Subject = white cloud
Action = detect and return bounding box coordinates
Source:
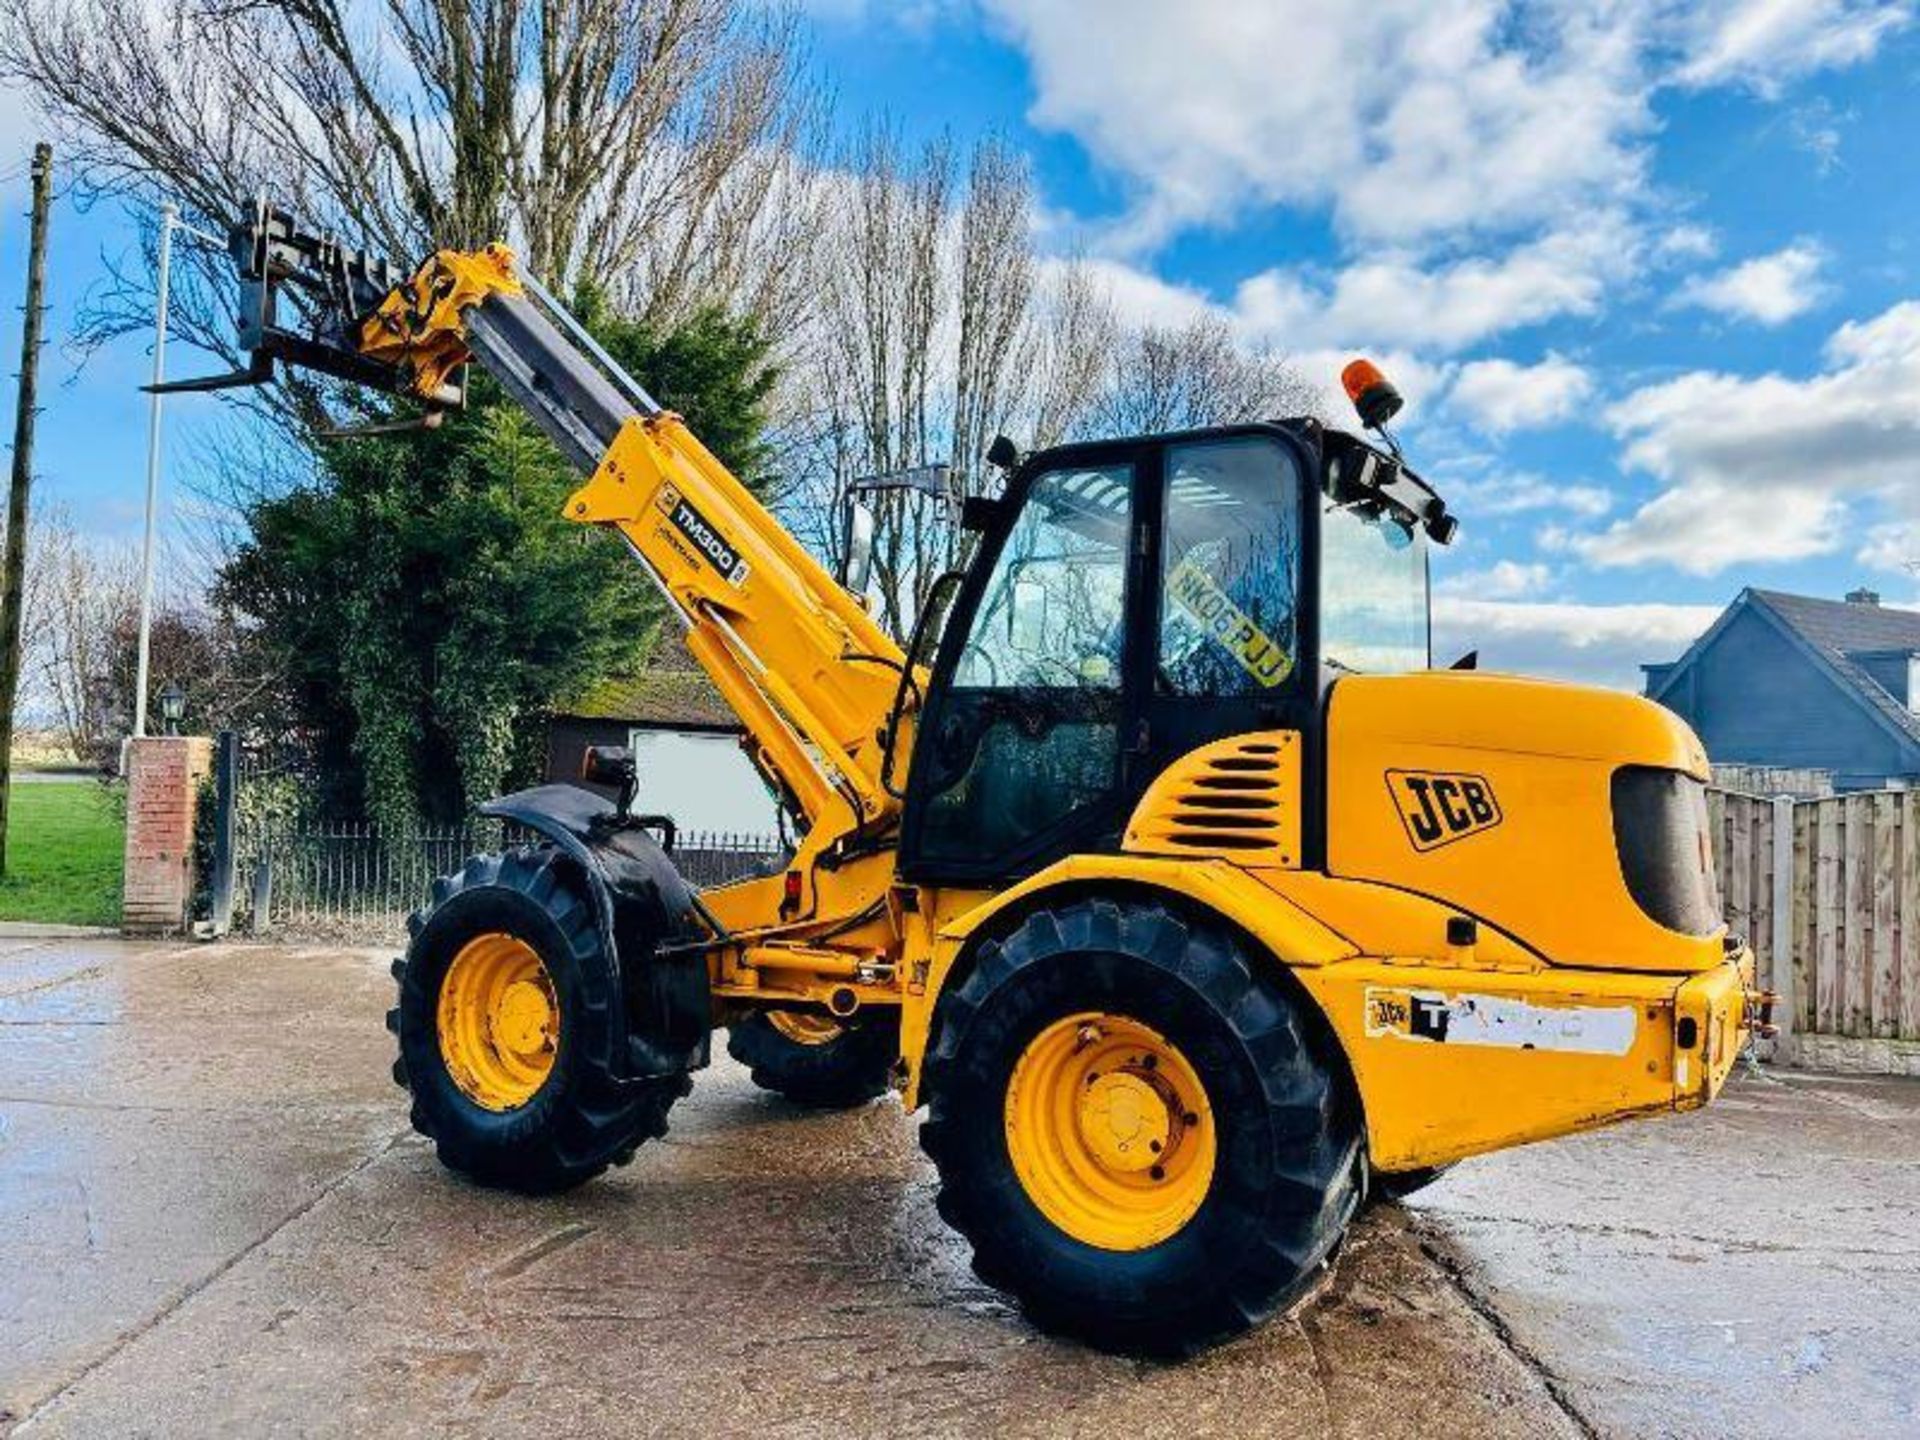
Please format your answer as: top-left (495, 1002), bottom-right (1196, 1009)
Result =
top-left (1435, 559), bottom-right (1555, 600)
top-left (1233, 221), bottom-right (1635, 354)
top-left (1571, 481), bottom-right (1845, 572)
top-left (1658, 224), bottom-right (1720, 261)
top-left (1068, 256), bottom-right (1213, 332)
top-left (1856, 521), bottom-right (1920, 572)
top-left (983, 1), bottom-right (1909, 256)
top-left (1675, 242), bottom-right (1829, 325)
top-left (1065, 220), bottom-right (1635, 379)
top-left (1448, 353), bottom-right (1595, 433)
top-left (1672, 0), bottom-right (1913, 93)
top-left (1432, 597), bottom-right (1723, 689)
top-left (1052, 254), bottom-right (1457, 418)
top-left (1446, 470), bottom-right (1614, 520)
top-left (1572, 298), bottom-right (1920, 573)
top-left (984, 0), bottom-right (1654, 249)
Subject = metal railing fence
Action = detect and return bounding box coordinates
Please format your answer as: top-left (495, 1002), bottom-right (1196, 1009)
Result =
top-left (230, 814), bottom-right (784, 935)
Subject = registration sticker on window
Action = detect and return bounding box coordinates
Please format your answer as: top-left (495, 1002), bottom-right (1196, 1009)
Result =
top-left (1168, 558), bottom-right (1292, 688)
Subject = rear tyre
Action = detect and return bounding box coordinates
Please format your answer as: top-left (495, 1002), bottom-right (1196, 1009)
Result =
top-left (919, 898), bottom-right (1363, 1357)
top-left (1371, 1164), bottom-right (1454, 1202)
top-left (389, 847), bottom-right (689, 1194)
top-left (726, 1009), bottom-right (898, 1108)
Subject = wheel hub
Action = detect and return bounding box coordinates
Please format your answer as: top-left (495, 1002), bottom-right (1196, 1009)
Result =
top-left (437, 933), bottom-right (559, 1112)
top-left (1077, 1069), bottom-right (1174, 1173)
top-left (1003, 1012), bottom-right (1215, 1252)
top-left (765, 1009), bottom-right (844, 1047)
top-left (495, 980), bottom-right (555, 1057)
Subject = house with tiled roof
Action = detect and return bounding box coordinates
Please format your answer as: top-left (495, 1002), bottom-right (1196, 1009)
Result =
top-left (545, 642), bottom-right (779, 838)
top-left (1643, 587), bottom-right (1920, 792)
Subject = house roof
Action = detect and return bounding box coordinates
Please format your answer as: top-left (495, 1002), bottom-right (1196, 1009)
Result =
top-left (557, 646), bottom-right (738, 730)
top-left (1649, 587), bottom-right (1920, 752)
top-left (1750, 590), bottom-right (1920, 749)
top-left (1752, 588), bottom-right (1920, 656)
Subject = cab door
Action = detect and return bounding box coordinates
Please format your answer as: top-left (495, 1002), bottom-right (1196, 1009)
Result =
top-left (1139, 429), bottom-right (1318, 797)
top-left (899, 448), bottom-right (1145, 883)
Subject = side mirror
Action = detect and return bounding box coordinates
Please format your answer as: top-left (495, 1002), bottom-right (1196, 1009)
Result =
top-left (842, 499), bottom-right (876, 595)
top-left (580, 744), bottom-right (635, 787)
top-left (580, 744), bottom-right (639, 820)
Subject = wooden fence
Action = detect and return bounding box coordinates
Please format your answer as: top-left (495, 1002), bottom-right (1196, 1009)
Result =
top-left (1709, 788), bottom-right (1920, 1062)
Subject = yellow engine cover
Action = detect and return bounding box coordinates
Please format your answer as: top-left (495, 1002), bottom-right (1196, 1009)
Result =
top-left (1123, 732), bottom-right (1301, 868)
top-left (1326, 672), bottom-right (1724, 974)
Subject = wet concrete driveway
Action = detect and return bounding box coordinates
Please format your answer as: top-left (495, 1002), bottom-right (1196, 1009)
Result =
top-left (2, 938), bottom-right (1915, 1438)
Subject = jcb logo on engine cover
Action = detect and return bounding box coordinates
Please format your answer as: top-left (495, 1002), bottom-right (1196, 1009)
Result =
top-left (1386, 770), bottom-right (1502, 852)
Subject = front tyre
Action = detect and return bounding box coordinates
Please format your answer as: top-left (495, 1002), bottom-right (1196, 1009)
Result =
top-left (919, 898), bottom-right (1362, 1356)
top-left (389, 848), bottom-right (688, 1194)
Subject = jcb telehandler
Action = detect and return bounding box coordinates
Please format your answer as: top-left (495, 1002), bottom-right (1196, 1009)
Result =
top-left (170, 204), bottom-right (1768, 1354)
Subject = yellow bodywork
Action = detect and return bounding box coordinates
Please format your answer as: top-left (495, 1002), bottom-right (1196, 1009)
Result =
top-left (895, 673), bottom-right (1750, 1172)
top-left (360, 245), bottom-right (523, 399)
top-left (364, 244), bottom-right (1754, 1182)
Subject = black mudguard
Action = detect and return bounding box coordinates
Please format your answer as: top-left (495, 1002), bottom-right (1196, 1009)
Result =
top-left (480, 784), bottom-right (711, 1078)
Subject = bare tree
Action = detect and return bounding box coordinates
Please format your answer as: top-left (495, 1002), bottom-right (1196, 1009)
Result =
top-left (0, 0), bottom-right (821, 368)
top-left (950, 139), bottom-right (1035, 497)
top-left (785, 166), bottom-right (1312, 638)
top-left (23, 508), bottom-right (140, 765)
top-left (803, 125), bottom-right (955, 636)
top-left (1026, 258), bottom-right (1117, 450)
top-left (1093, 315), bottom-right (1320, 437)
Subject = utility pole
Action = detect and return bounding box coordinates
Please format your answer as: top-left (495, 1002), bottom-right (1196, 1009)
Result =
top-left (0, 142), bottom-right (52, 878)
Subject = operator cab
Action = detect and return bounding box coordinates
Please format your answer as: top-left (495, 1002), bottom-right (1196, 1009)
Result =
top-left (898, 418), bottom-right (1455, 883)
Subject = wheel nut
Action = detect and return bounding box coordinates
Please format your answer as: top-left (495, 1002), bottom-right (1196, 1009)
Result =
top-left (1150, 1165), bottom-right (1166, 1181)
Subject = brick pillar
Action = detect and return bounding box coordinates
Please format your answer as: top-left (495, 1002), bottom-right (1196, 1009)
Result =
top-left (122, 736), bottom-right (214, 934)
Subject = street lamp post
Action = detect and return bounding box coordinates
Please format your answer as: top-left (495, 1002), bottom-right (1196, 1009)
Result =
top-left (131, 203), bottom-right (176, 741)
top-left (131, 204), bottom-right (223, 746)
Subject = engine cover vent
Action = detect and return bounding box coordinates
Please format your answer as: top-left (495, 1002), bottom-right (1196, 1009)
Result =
top-left (1124, 732), bottom-right (1301, 867)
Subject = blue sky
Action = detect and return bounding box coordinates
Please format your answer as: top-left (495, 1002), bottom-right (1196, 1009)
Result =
top-left (5, 0), bottom-right (1920, 687)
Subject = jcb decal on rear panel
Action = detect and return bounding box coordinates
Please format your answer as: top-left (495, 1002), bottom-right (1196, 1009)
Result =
top-left (654, 482), bottom-right (750, 587)
top-left (1386, 770), bottom-right (1500, 852)
top-left (1364, 988), bottom-right (1637, 1056)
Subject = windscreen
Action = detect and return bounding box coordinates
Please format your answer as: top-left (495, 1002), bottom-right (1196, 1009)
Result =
top-left (1321, 500), bottom-right (1430, 674)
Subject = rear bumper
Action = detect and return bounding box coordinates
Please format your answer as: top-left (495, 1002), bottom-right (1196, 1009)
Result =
top-left (1674, 944), bottom-right (1755, 1109)
top-left (1296, 948), bottom-right (1757, 1172)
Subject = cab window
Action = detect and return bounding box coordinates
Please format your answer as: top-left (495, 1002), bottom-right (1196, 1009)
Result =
top-left (1157, 436), bottom-right (1301, 695)
top-left (913, 462), bottom-right (1133, 867)
top-left (954, 464), bottom-right (1132, 692)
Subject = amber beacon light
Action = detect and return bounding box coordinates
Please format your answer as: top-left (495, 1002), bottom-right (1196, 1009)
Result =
top-left (1341, 357), bottom-right (1404, 431)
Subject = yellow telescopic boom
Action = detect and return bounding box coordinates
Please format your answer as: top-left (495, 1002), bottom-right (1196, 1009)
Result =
top-left (163, 203), bottom-right (913, 884)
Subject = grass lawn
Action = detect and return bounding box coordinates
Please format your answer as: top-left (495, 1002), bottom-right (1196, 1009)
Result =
top-left (0, 779), bottom-right (124, 926)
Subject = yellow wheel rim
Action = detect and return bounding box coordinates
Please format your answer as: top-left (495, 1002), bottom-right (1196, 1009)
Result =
top-left (1003, 1012), bottom-right (1216, 1252)
top-left (766, 1009), bottom-right (845, 1046)
top-left (437, 933), bottom-right (559, 1111)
